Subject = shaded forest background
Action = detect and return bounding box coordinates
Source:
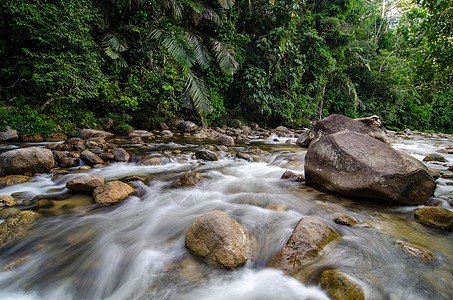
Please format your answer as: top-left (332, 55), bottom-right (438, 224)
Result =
top-left (1, 0), bottom-right (452, 135)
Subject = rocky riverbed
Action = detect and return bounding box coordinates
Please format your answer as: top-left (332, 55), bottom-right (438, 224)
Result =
top-left (0, 120), bottom-right (452, 299)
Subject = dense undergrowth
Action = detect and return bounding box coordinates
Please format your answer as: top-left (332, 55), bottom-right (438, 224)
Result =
top-left (0, 0), bottom-right (452, 137)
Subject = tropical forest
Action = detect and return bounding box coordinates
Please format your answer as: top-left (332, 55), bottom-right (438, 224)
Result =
top-left (1, 0), bottom-right (452, 135)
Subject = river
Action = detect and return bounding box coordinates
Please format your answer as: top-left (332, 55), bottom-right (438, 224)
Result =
top-left (0, 132), bottom-right (452, 299)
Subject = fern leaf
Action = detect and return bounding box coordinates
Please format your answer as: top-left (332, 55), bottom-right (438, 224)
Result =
top-left (152, 29), bottom-right (197, 67)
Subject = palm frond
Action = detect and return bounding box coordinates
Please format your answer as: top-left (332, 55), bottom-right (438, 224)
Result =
top-left (185, 0), bottom-right (205, 13)
top-left (102, 32), bottom-right (128, 53)
top-left (200, 1), bottom-right (226, 25)
top-left (186, 32), bottom-right (211, 69)
top-left (216, 0), bottom-right (235, 9)
top-left (211, 39), bottom-right (239, 75)
top-left (152, 29), bottom-right (197, 67)
top-left (185, 72), bottom-right (212, 115)
top-left (160, 0), bottom-right (184, 18)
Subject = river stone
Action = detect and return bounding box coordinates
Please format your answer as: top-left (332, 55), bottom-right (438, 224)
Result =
top-left (20, 133), bottom-right (45, 142)
top-left (0, 175), bottom-right (31, 188)
top-left (99, 152), bottom-right (115, 161)
top-left (0, 126), bottom-right (18, 141)
top-left (281, 171), bottom-right (304, 182)
top-left (334, 215), bottom-right (358, 227)
top-left (186, 210), bottom-right (255, 268)
top-left (304, 132), bottom-right (436, 205)
top-left (423, 153), bottom-right (448, 163)
top-left (179, 121), bottom-right (198, 133)
top-left (0, 147), bottom-right (55, 176)
top-left (139, 156), bottom-right (163, 166)
top-left (59, 157), bottom-right (80, 168)
top-left (161, 130), bottom-right (173, 138)
top-left (297, 114), bottom-right (387, 147)
top-left (269, 216), bottom-right (340, 276)
top-left (413, 206), bottom-right (453, 229)
top-left (46, 132), bottom-right (68, 142)
top-left (93, 181), bottom-right (136, 205)
top-left (80, 150), bottom-right (104, 166)
top-left (0, 210), bottom-right (39, 250)
top-left (171, 172), bottom-right (201, 187)
top-left (217, 135), bottom-right (235, 147)
top-left (112, 147), bottom-right (130, 162)
top-left (320, 270), bottom-right (365, 300)
top-left (0, 195), bottom-right (17, 207)
top-left (66, 175), bottom-right (105, 191)
top-left (398, 242), bottom-right (433, 261)
top-left (80, 129), bottom-right (114, 139)
top-left (236, 152), bottom-right (252, 161)
top-left (195, 150), bottom-right (219, 161)
top-left (128, 130), bottom-right (152, 137)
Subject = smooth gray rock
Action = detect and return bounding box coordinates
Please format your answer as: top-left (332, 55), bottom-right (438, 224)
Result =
top-left (304, 131), bottom-right (436, 205)
top-left (0, 147), bottom-right (55, 176)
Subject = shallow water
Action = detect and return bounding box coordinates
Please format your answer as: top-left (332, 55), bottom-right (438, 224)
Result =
top-left (0, 133), bottom-right (452, 299)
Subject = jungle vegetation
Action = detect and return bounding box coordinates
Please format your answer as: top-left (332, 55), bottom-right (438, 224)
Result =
top-left (0, 0), bottom-right (452, 135)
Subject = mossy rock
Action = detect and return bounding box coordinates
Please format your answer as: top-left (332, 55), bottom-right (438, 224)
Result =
top-left (414, 206), bottom-right (453, 230)
top-left (0, 210), bottom-right (39, 250)
top-left (320, 270), bottom-right (365, 300)
top-left (0, 175), bottom-right (31, 189)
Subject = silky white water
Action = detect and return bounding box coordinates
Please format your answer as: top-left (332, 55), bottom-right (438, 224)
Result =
top-left (0, 133), bottom-right (452, 299)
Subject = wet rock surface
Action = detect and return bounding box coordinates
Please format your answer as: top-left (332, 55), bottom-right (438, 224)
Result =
top-left (0, 210), bottom-right (39, 250)
top-left (185, 210), bottom-right (256, 268)
top-left (414, 206), bottom-right (453, 229)
top-left (66, 176), bottom-right (105, 192)
top-left (93, 181), bottom-right (136, 204)
top-left (0, 147), bottom-right (55, 176)
top-left (0, 175), bottom-right (31, 189)
top-left (171, 172), bottom-right (201, 187)
top-left (320, 270), bottom-right (365, 300)
top-left (269, 216), bottom-right (340, 276)
top-left (305, 131), bottom-right (436, 205)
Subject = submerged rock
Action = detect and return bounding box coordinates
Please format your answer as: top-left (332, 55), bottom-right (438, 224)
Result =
top-left (281, 171), bottom-right (304, 182)
top-left (334, 215), bottom-right (358, 227)
top-left (128, 130), bottom-right (152, 137)
top-left (0, 175), bottom-right (31, 189)
top-left (139, 156), bottom-right (163, 166)
top-left (320, 270), bottom-right (365, 300)
top-left (93, 181), bottom-right (135, 204)
top-left (297, 114), bottom-right (387, 147)
top-left (0, 195), bottom-right (18, 207)
top-left (171, 172), bottom-right (201, 187)
top-left (398, 241), bottom-right (433, 261)
top-left (185, 210), bottom-right (256, 268)
top-left (66, 175), bottom-right (105, 192)
top-left (269, 216), bottom-right (340, 276)
top-left (0, 147), bottom-right (55, 176)
top-left (0, 210), bottom-right (39, 250)
top-left (414, 206), bottom-right (453, 230)
top-left (305, 132), bottom-right (436, 205)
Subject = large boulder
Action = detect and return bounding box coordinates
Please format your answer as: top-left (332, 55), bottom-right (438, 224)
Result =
top-left (0, 147), bottom-right (55, 176)
top-left (304, 132), bottom-right (436, 205)
top-left (66, 175), bottom-right (105, 191)
top-left (93, 181), bottom-right (135, 204)
top-left (296, 114), bottom-right (387, 147)
top-left (185, 210), bottom-right (256, 268)
top-left (269, 216), bottom-right (340, 276)
top-left (195, 150), bottom-right (219, 161)
top-left (0, 210), bottom-right (39, 250)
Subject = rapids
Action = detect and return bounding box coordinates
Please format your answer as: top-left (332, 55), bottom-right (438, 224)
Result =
top-left (0, 133), bottom-right (452, 299)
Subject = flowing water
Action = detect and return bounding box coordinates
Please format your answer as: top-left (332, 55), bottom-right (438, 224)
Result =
top-left (0, 133), bottom-right (452, 299)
